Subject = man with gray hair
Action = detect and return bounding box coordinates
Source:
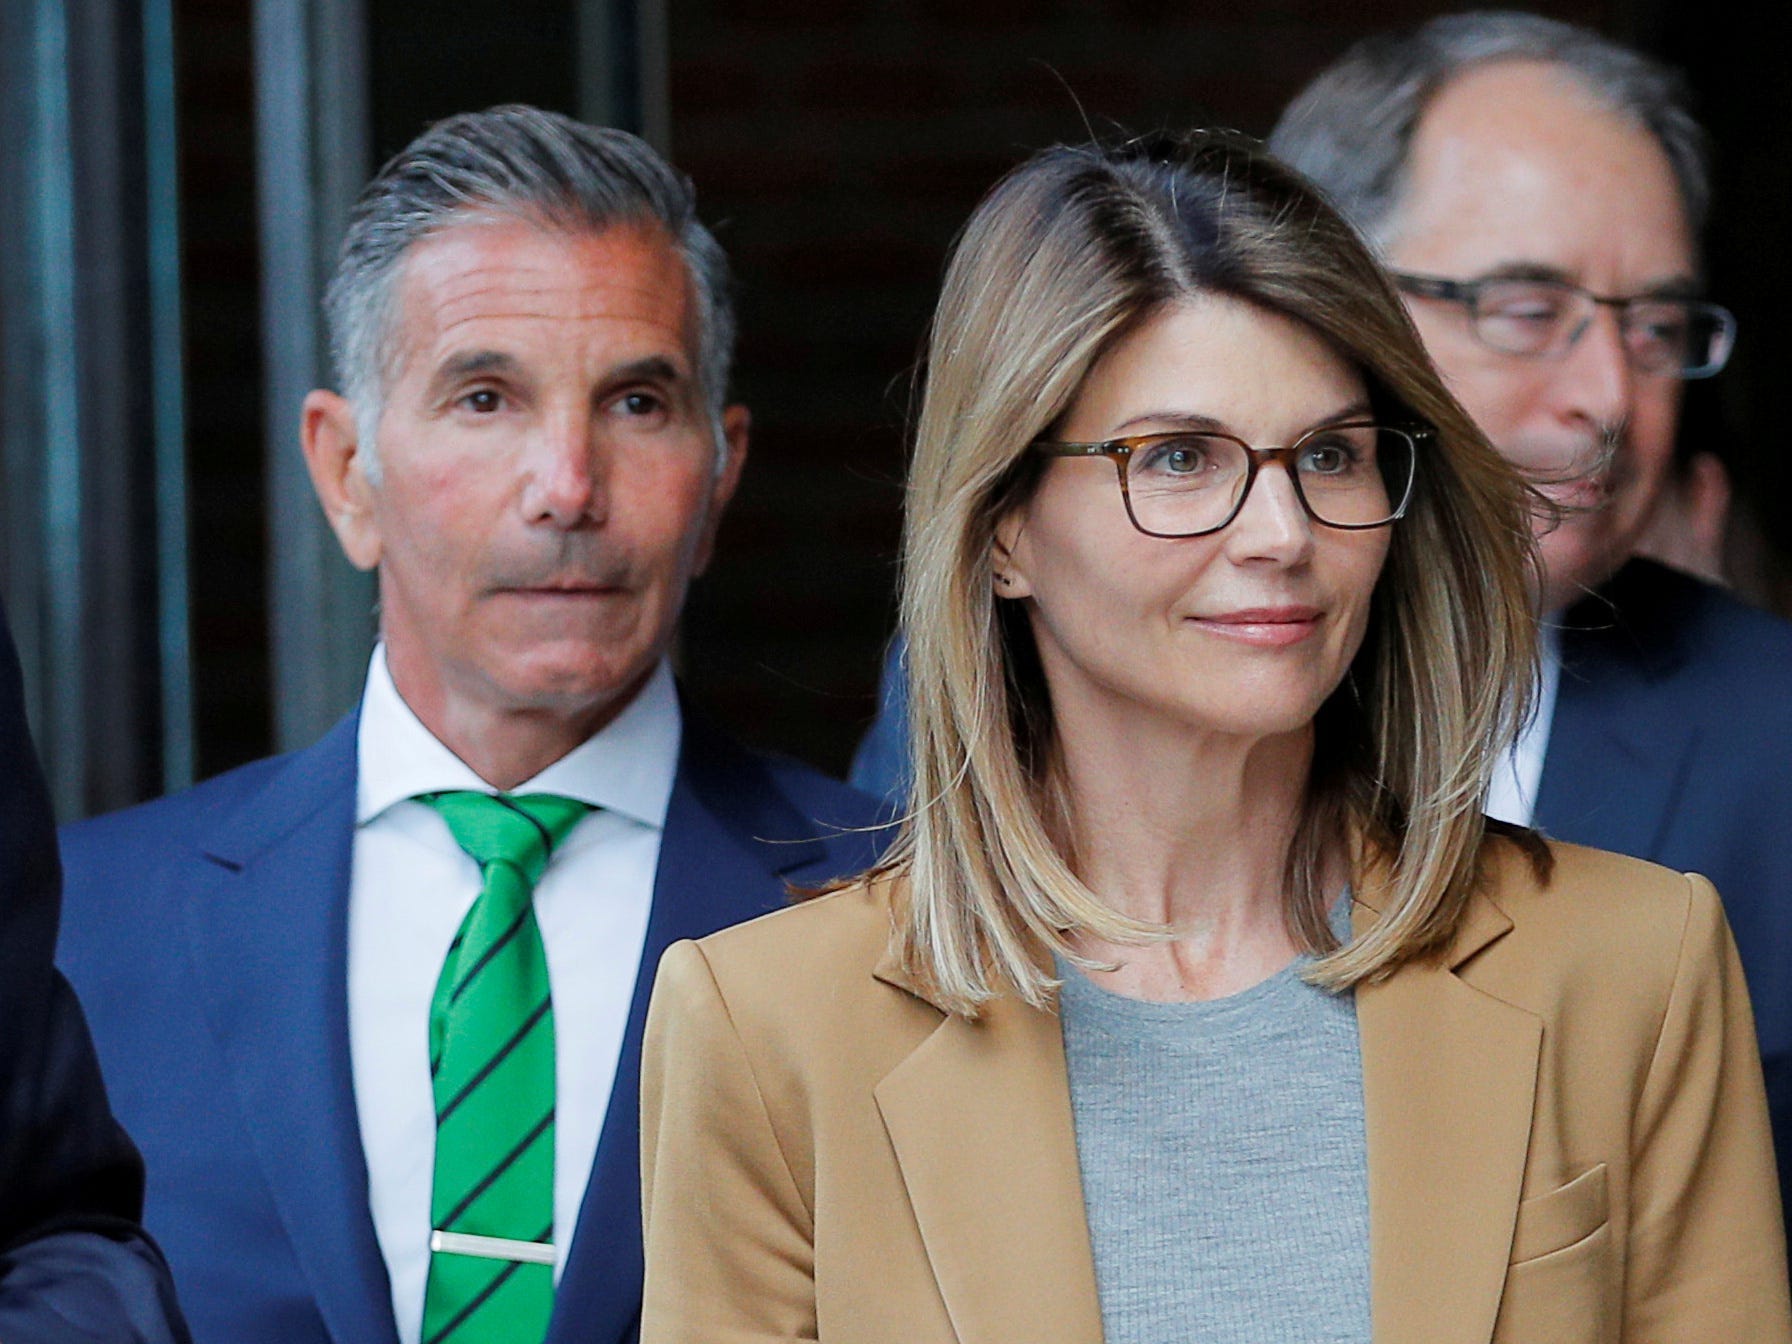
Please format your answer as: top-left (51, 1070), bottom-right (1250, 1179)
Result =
top-left (56, 105), bottom-right (881, 1344)
top-left (1273, 11), bottom-right (1792, 1228)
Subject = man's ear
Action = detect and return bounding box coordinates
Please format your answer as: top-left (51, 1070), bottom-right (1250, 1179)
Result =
top-left (692, 403), bottom-right (750, 575)
top-left (992, 503), bottom-right (1035, 599)
top-left (301, 390), bottom-right (381, 571)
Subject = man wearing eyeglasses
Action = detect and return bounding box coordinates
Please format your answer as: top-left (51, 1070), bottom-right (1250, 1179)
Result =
top-left (1272, 9), bottom-right (1792, 1230)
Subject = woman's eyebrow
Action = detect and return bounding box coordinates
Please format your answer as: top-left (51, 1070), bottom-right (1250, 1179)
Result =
top-left (1109, 409), bottom-right (1229, 435)
top-left (1109, 399), bottom-right (1375, 438)
top-left (1296, 399), bottom-right (1376, 432)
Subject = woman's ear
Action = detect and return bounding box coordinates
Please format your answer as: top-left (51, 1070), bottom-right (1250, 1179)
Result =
top-left (992, 506), bottom-right (1036, 599)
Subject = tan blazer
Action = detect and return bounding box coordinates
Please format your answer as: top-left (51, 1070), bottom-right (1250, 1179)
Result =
top-left (640, 840), bottom-right (1792, 1343)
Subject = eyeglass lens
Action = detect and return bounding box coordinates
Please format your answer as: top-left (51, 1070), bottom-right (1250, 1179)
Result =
top-left (1123, 427), bottom-right (1415, 536)
top-left (1470, 281), bottom-right (1732, 375)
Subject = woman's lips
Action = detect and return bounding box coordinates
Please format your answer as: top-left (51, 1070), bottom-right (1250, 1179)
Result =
top-left (1188, 605), bottom-right (1324, 647)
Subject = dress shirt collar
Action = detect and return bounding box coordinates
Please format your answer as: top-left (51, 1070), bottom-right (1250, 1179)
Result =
top-left (1485, 620), bottom-right (1563, 828)
top-left (355, 645), bottom-right (681, 831)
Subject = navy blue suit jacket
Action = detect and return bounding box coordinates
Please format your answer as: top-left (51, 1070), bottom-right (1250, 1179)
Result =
top-left (1535, 557), bottom-right (1792, 1227)
top-left (0, 603), bottom-right (188, 1344)
top-left (56, 704), bottom-right (885, 1344)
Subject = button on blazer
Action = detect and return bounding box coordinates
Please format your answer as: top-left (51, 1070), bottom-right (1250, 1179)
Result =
top-left (640, 839), bottom-right (1792, 1344)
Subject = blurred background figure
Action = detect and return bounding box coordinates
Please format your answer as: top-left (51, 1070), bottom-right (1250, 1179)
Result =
top-left (0, 600), bottom-right (190, 1344)
top-left (1270, 6), bottom-right (1792, 1236)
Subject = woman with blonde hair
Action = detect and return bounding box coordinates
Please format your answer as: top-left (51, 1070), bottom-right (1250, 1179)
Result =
top-left (638, 132), bottom-right (1790, 1342)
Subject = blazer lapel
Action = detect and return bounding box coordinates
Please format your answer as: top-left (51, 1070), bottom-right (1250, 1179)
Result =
top-left (1356, 894), bottom-right (1541, 1344)
top-left (864, 874), bottom-right (1538, 1344)
top-left (550, 712), bottom-right (827, 1344)
top-left (872, 975), bottom-right (1103, 1344)
top-left (184, 713), bottom-right (399, 1344)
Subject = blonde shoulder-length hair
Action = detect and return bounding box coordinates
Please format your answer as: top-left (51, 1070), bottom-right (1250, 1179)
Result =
top-left (864, 131), bottom-right (1540, 1016)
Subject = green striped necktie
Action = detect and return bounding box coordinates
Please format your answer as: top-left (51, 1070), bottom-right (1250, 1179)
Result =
top-left (416, 790), bottom-right (592, 1344)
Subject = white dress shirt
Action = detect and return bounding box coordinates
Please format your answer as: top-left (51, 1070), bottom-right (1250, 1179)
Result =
top-left (1486, 621), bottom-right (1563, 828)
top-left (347, 647), bottom-right (679, 1344)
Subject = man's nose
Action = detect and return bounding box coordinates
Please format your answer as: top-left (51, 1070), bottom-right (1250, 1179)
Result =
top-left (1223, 461), bottom-right (1315, 564)
top-left (524, 414), bottom-right (607, 527)
top-left (1552, 303), bottom-right (1634, 443)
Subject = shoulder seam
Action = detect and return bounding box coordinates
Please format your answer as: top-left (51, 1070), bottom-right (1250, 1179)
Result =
top-left (689, 940), bottom-right (818, 1228)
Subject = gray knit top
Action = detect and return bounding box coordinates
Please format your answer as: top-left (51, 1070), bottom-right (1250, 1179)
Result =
top-left (1056, 921), bottom-right (1371, 1344)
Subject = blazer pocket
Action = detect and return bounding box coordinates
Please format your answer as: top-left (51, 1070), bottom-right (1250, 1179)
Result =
top-left (1509, 1162), bottom-right (1609, 1265)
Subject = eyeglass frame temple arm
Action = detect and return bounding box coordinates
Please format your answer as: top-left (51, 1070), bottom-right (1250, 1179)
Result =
top-left (1389, 271), bottom-right (1475, 306)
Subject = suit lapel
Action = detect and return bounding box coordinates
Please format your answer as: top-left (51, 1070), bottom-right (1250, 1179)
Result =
top-left (1534, 565), bottom-right (1698, 861)
top-left (1356, 894), bottom-right (1541, 1344)
top-left (872, 967), bottom-right (1103, 1344)
top-left (184, 713), bottom-right (399, 1344)
top-left (1536, 649), bottom-right (1697, 860)
top-left (549, 712), bottom-right (827, 1344)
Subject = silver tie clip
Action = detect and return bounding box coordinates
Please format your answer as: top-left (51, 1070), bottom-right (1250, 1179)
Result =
top-left (430, 1230), bottom-right (555, 1266)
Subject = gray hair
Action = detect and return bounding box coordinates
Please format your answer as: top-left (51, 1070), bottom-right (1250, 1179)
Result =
top-left (323, 104), bottom-right (735, 471)
top-left (1268, 11), bottom-right (1709, 248)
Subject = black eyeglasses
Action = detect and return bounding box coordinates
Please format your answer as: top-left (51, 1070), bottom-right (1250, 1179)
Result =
top-left (1391, 271), bottom-right (1736, 379)
top-left (1031, 421), bottom-right (1423, 539)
